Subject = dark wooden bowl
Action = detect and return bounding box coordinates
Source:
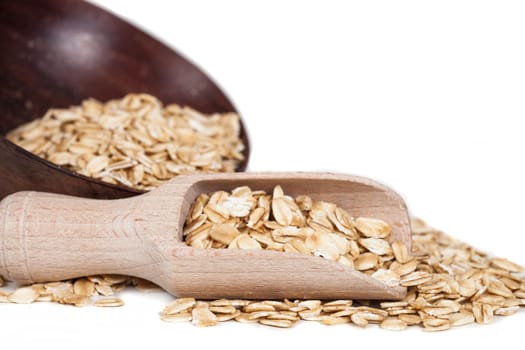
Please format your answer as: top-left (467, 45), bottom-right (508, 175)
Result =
top-left (0, 0), bottom-right (250, 200)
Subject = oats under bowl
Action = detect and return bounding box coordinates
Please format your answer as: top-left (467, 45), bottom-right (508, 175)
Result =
top-left (0, 0), bottom-right (250, 199)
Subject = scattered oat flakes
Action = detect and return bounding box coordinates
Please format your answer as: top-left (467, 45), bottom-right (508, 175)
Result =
top-left (192, 307), bottom-right (218, 327)
top-left (160, 312), bottom-right (192, 323)
top-left (7, 286), bottom-right (40, 304)
top-left (380, 317), bottom-right (407, 331)
top-left (259, 318), bottom-right (294, 328)
top-left (321, 316), bottom-right (350, 325)
top-left (93, 298), bottom-right (124, 307)
top-left (162, 298), bottom-right (196, 315)
top-left (422, 318), bottom-right (451, 332)
top-left (73, 278), bottom-right (95, 296)
top-left (59, 294), bottom-right (91, 307)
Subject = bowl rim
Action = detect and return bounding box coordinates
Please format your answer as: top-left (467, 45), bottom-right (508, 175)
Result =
top-left (2, 137), bottom-right (144, 195)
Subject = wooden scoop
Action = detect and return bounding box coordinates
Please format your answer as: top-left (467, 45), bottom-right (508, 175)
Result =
top-left (0, 172), bottom-right (411, 300)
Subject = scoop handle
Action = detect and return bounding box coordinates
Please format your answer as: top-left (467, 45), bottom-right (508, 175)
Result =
top-left (0, 190), bottom-right (180, 284)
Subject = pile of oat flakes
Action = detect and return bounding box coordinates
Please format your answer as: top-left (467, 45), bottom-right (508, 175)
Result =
top-left (6, 93), bottom-right (244, 190)
top-left (184, 185), bottom-right (405, 289)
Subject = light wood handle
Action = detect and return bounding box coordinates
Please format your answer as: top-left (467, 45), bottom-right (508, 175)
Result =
top-left (0, 191), bottom-right (179, 284)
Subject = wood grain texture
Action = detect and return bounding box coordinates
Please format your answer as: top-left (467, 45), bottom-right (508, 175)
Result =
top-left (0, 172), bottom-right (410, 300)
top-left (0, 0), bottom-right (249, 200)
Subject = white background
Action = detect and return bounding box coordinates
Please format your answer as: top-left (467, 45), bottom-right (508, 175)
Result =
top-left (3, 1), bottom-right (525, 348)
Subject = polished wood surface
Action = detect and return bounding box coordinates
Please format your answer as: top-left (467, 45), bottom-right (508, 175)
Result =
top-left (0, 172), bottom-right (410, 300)
top-left (0, 0), bottom-right (250, 199)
